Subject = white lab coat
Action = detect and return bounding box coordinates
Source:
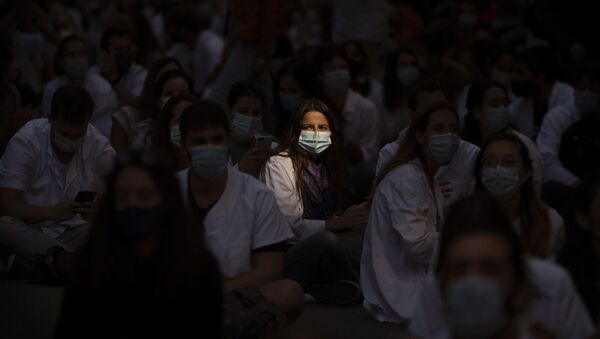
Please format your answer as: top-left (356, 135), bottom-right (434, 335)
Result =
top-left (509, 81), bottom-right (574, 138)
top-left (536, 101), bottom-right (581, 186)
top-left (260, 154), bottom-right (326, 241)
top-left (90, 63), bottom-right (148, 97)
top-left (361, 158), bottom-right (444, 323)
top-left (410, 258), bottom-right (595, 339)
top-left (376, 129), bottom-right (480, 206)
top-left (0, 119), bottom-right (115, 238)
top-left (177, 167), bottom-right (293, 279)
top-left (42, 72), bottom-right (118, 138)
top-left (342, 90), bottom-right (381, 162)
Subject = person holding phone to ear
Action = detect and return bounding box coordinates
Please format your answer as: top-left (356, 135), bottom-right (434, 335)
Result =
top-left (0, 86), bottom-right (115, 283)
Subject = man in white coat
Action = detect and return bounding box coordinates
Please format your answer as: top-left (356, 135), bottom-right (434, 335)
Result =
top-left (175, 100), bottom-right (303, 323)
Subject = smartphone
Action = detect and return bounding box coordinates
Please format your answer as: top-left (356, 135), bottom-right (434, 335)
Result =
top-left (75, 191), bottom-right (97, 203)
top-left (255, 135), bottom-right (277, 151)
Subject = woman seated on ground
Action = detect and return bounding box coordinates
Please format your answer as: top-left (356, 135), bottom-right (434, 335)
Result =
top-left (54, 151), bottom-right (222, 338)
top-left (260, 98), bottom-right (368, 305)
top-left (474, 133), bottom-right (564, 259)
top-left (410, 193), bottom-right (594, 339)
top-left (362, 103), bottom-right (460, 323)
top-left (462, 79), bottom-right (543, 192)
top-left (110, 57), bottom-right (182, 152)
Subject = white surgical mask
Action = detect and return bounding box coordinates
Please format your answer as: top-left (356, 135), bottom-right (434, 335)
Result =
top-left (52, 126), bottom-right (86, 153)
top-left (189, 145), bottom-right (229, 181)
top-left (298, 130), bottom-right (332, 156)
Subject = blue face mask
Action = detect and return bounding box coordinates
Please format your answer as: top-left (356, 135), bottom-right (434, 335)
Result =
top-left (323, 70), bottom-right (351, 93)
top-left (231, 112), bottom-right (262, 138)
top-left (425, 133), bottom-right (459, 165)
top-left (445, 275), bottom-right (508, 338)
top-left (189, 145), bottom-right (229, 181)
top-left (64, 57), bottom-right (88, 79)
top-left (481, 166), bottom-right (520, 202)
top-left (298, 131), bottom-right (332, 156)
top-left (280, 94), bottom-right (303, 113)
top-left (53, 126), bottom-right (86, 153)
top-left (483, 106), bottom-right (511, 133)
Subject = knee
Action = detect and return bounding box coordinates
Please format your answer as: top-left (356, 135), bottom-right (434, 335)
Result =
top-left (261, 279), bottom-right (304, 321)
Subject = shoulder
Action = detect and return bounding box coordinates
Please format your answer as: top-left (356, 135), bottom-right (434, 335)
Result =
top-left (11, 119), bottom-right (49, 145)
top-left (86, 73), bottom-right (113, 93)
top-left (85, 124), bottom-right (111, 146)
top-left (527, 258), bottom-right (573, 297)
top-left (458, 140), bottom-right (480, 159)
top-left (348, 90), bottom-right (377, 110)
top-left (380, 159), bottom-right (424, 189)
top-left (130, 63), bottom-right (147, 75)
top-left (265, 153), bottom-right (292, 168)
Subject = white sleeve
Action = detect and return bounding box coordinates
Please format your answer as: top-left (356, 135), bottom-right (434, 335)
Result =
top-left (536, 110), bottom-right (580, 186)
top-left (130, 68), bottom-right (147, 97)
top-left (95, 137), bottom-right (117, 180)
top-left (251, 186), bottom-right (294, 249)
top-left (0, 134), bottom-right (35, 191)
top-left (259, 157), bottom-right (326, 240)
top-left (375, 141), bottom-right (399, 177)
top-left (387, 176), bottom-right (439, 263)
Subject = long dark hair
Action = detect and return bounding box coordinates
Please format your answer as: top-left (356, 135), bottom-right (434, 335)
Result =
top-left (437, 193), bottom-right (534, 315)
top-left (371, 102), bottom-right (459, 196)
top-left (151, 93), bottom-right (201, 170)
top-left (131, 57), bottom-right (182, 120)
top-left (270, 98), bottom-right (346, 209)
top-left (73, 152), bottom-right (215, 290)
top-left (382, 48), bottom-right (419, 111)
top-left (462, 79), bottom-right (509, 147)
top-left (474, 133), bottom-right (553, 258)
top-left (559, 178), bottom-right (600, 320)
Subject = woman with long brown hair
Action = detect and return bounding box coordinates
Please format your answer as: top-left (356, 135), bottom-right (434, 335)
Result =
top-left (260, 98), bottom-right (367, 304)
top-left (474, 133), bottom-right (564, 259)
top-left (362, 102), bottom-right (460, 323)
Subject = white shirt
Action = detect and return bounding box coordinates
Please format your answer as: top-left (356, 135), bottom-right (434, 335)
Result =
top-left (0, 119), bottom-right (115, 238)
top-left (90, 63), bottom-right (148, 97)
top-left (177, 167), bottom-right (293, 279)
top-left (361, 158), bottom-right (444, 323)
top-left (260, 154), bottom-right (325, 241)
top-left (193, 30), bottom-right (225, 92)
top-left (410, 258), bottom-right (595, 339)
top-left (42, 72), bottom-right (118, 138)
top-left (112, 106), bottom-right (153, 151)
top-left (376, 129), bottom-right (480, 206)
top-left (509, 81), bottom-right (574, 138)
top-left (367, 84), bottom-right (411, 142)
top-left (536, 101), bottom-right (581, 186)
top-left (342, 90), bottom-right (381, 162)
